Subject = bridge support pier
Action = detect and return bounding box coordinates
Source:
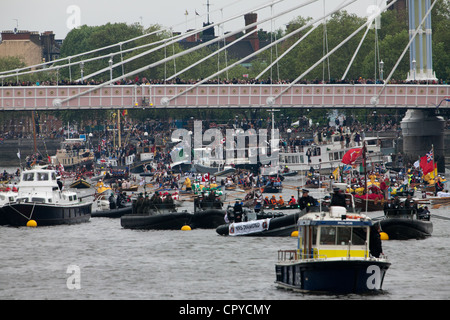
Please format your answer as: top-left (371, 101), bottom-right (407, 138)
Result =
top-left (400, 109), bottom-right (445, 172)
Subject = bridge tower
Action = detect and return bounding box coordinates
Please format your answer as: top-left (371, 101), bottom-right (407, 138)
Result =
top-left (406, 0), bottom-right (437, 81)
top-left (401, 0), bottom-right (444, 171)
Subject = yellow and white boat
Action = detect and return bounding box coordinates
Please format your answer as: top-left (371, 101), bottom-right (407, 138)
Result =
top-left (275, 206), bottom-right (390, 294)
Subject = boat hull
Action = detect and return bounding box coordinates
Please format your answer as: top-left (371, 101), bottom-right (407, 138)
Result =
top-left (216, 212), bottom-right (300, 236)
top-left (275, 259), bottom-right (391, 294)
top-left (91, 205), bottom-right (132, 218)
top-left (120, 211), bottom-right (192, 230)
top-left (69, 179), bottom-right (91, 189)
top-left (191, 209), bottom-right (226, 229)
top-left (379, 218), bottom-right (433, 240)
top-left (0, 202), bottom-right (92, 227)
top-left (262, 186), bottom-right (283, 193)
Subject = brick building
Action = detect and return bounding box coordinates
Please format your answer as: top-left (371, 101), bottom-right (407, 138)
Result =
top-left (0, 30), bottom-right (61, 67)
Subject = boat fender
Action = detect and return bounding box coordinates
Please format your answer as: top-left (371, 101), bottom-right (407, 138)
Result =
top-left (27, 220), bottom-right (37, 227)
top-left (181, 225), bottom-right (191, 231)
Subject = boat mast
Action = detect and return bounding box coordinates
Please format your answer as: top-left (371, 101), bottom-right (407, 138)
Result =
top-left (31, 111), bottom-right (37, 154)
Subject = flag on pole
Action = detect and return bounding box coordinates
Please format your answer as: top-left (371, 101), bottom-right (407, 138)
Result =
top-left (341, 148), bottom-right (363, 165)
top-left (420, 149), bottom-right (434, 175)
top-left (195, 10), bottom-right (200, 16)
top-left (185, 10), bottom-right (189, 15)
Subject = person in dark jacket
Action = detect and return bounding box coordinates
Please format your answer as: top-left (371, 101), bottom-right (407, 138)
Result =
top-left (330, 188), bottom-right (346, 207)
top-left (233, 201), bottom-right (243, 222)
top-left (369, 224), bottom-right (383, 258)
top-left (298, 189), bottom-right (317, 212)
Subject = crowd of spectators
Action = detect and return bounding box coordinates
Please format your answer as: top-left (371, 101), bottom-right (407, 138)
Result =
top-left (0, 76), bottom-right (448, 87)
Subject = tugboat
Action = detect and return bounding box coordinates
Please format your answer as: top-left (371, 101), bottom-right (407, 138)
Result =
top-left (275, 206), bottom-right (390, 294)
top-left (0, 169), bottom-right (92, 227)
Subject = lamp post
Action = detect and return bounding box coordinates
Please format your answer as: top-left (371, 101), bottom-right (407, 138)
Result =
top-left (109, 57), bottom-right (113, 82)
top-left (80, 61), bottom-right (84, 84)
top-left (379, 60), bottom-right (384, 82)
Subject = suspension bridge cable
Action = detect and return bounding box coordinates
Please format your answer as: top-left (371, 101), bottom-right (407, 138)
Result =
top-left (166, 28), bottom-right (259, 81)
top-left (165, 0), bottom-right (355, 104)
top-left (269, 0), bottom-right (398, 105)
top-left (55, 0), bottom-right (290, 105)
top-left (0, 0), bottom-right (244, 78)
top-left (341, 23), bottom-right (372, 80)
top-left (75, 0), bottom-right (286, 82)
top-left (256, 0), bottom-right (349, 80)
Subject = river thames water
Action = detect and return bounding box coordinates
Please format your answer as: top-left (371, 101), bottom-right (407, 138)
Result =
top-left (0, 175), bottom-right (449, 301)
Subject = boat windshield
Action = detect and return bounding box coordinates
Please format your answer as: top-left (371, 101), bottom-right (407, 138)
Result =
top-left (23, 173), bottom-right (34, 181)
top-left (37, 172), bottom-right (49, 181)
top-left (319, 226), bottom-right (366, 246)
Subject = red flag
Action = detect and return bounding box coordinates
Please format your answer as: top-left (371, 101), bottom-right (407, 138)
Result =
top-left (420, 150), bottom-right (434, 175)
top-left (341, 148), bottom-right (363, 165)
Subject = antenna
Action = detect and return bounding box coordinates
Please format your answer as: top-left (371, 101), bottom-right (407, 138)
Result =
top-left (206, 0), bottom-right (211, 24)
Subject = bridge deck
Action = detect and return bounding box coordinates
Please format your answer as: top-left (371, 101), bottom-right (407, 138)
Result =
top-left (0, 84), bottom-right (448, 110)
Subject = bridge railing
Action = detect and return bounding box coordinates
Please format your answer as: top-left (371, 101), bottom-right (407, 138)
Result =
top-left (0, 84), bottom-right (448, 110)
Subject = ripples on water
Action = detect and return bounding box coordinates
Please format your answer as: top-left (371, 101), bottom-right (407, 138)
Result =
top-left (0, 177), bottom-right (449, 300)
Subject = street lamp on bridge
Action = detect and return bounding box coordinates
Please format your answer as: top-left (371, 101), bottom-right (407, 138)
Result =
top-left (379, 60), bottom-right (384, 82)
top-left (109, 57), bottom-right (113, 82)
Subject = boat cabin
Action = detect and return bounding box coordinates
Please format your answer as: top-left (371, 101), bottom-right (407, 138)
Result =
top-left (15, 169), bottom-right (79, 205)
top-left (290, 207), bottom-right (373, 260)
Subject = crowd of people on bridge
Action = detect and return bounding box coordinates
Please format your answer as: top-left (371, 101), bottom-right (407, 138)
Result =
top-left (1, 75), bottom-right (448, 87)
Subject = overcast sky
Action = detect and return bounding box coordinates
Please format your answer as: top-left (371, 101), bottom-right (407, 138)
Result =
top-left (0, 0), bottom-right (386, 39)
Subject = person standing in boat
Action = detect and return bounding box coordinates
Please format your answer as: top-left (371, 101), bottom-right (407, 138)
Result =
top-left (383, 198), bottom-right (396, 216)
top-left (330, 188), bottom-right (346, 207)
top-left (233, 201), bottom-right (243, 222)
top-left (369, 224), bottom-right (383, 258)
top-left (404, 194), bottom-right (417, 215)
top-left (298, 189), bottom-right (317, 212)
top-left (435, 176), bottom-right (444, 196)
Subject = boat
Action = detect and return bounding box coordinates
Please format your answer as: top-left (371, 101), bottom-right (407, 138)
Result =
top-left (91, 188), bottom-right (132, 218)
top-left (353, 194), bottom-right (385, 212)
top-left (216, 211), bottom-right (302, 236)
top-left (0, 169), bottom-right (92, 227)
top-left (262, 180), bottom-right (283, 193)
top-left (379, 207), bottom-right (433, 240)
top-left (0, 191), bottom-right (18, 225)
top-left (69, 178), bottom-right (91, 189)
top-left (213, 167), bottom-right (236, 177)
top-left (51, 138), bottom-right (95, 171)
top-left (275, 206), bottom-right (390, 293)
top-left (191, 193), bottom-right (226, 229)
top-left (278, 136), bottom-right (391, 174)
top-left (120, 202), bottom-right (192, 230)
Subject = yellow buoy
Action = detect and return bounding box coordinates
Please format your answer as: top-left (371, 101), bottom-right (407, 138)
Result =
top-left (291, 230), bottom-right (299, 237)
top-left (380, 232), bottom-right (389, 240)
top-left (26, 220), bottom-right (37, 227)
top-left (181, 225), bottom-right (191, 231)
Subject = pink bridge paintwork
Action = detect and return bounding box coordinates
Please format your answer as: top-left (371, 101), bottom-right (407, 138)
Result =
top-left (0, 84), bottom-right (448, 110)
